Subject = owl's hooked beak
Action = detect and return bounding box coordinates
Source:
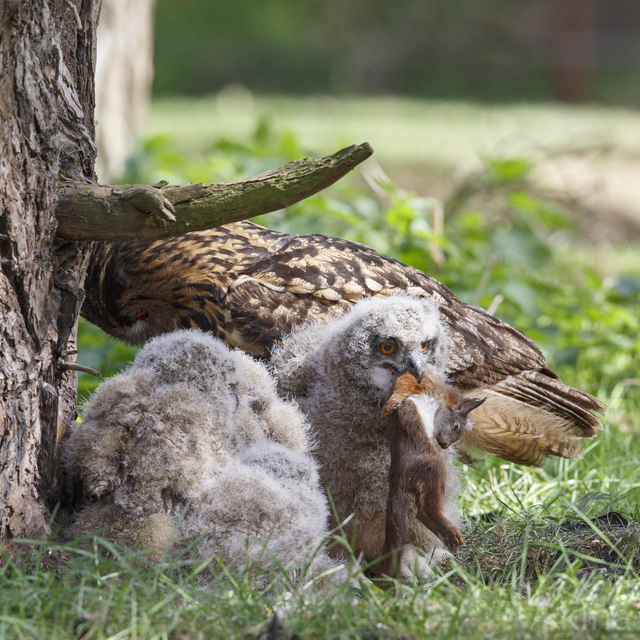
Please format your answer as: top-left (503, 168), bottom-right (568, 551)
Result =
top-left (404, 352), bottom-right (422, 380)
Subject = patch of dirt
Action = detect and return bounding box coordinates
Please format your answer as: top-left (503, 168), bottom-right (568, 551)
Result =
top-left (452, 512), bottom-right (640, 585)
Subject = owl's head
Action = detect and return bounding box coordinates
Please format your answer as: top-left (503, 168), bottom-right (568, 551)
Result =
top-left (131, 329), bottom-right (242, 400)
top-left (326, 293), bottom-right (450, 399)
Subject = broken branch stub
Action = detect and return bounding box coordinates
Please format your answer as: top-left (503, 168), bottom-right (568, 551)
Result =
top-left (54, 142), bottom-right (374, 242)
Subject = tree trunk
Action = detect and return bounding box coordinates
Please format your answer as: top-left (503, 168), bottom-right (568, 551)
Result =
top-left (0, 0), bottom-right (100, 539)
top-left (95, 0), bottom-right (156, 182)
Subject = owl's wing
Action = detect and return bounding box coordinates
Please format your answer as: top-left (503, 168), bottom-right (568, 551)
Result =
top-left (220, 224), bottom-right (604, 450)
top-left (457, 369), bottom-right (605, 466)
top-left (223, 275), bottom-right (352, 356)
top-left (227, 224), bottom-right (547, 383)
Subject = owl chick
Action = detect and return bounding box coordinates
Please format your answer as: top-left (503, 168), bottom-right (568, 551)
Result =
top-left (64, 330), bottom-right (337, 582)
top-left (270, 293), bottom-right (457, 577)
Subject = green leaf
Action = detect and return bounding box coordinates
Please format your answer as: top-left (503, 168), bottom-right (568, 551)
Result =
top-left (487, 158), bottom-right (531, 184)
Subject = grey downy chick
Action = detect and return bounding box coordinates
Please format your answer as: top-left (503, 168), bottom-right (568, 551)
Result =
top-left (271, 293), bottom-right (459, 578)
top-left (64, 329), bottom-right (340, 583)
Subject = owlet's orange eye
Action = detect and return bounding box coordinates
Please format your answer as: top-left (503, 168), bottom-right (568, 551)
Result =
top-left (133, 309), bottom-right (149, 321)
top-left (380, 342), bottom-right (395, 355)
top-left (421, 340), bottom-right (430, 352)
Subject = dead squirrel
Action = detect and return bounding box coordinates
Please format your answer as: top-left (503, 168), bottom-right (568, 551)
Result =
top-left (376, 371), bottom-right (485, 580)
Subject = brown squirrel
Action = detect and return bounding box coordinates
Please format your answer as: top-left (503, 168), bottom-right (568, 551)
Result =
top-left (376, 371), bottom-right (485, 580)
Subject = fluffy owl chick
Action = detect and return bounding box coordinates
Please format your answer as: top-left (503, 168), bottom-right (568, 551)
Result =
top-left (64, 330), bottom-right (335, 581)
top-left (271, 293), bottom-right (455, 575)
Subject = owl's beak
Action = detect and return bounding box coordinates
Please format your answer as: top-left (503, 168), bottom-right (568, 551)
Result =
top-left (404, 352), bottom-right (422, 380)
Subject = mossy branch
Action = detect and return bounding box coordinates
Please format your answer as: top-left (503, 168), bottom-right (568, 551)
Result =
top-left (54, 143), bottom-right (373, 242)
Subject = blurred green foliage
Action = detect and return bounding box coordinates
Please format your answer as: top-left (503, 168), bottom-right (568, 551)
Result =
top-left (78, 120), bottom-right (640, 416)
top-left (154, 0), bottom-right (640, 105)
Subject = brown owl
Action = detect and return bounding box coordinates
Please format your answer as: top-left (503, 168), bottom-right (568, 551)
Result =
top-left (82, 221), bottom-right (604, 466)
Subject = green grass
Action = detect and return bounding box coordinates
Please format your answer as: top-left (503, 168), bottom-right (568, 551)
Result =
top-left (4, 431), bottom-right (640, 639)
top-left (60, 96), bottom-right (640, 638)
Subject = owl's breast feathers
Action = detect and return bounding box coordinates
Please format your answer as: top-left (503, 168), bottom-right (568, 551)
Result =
top-left (83, 220), bottom-right (605, 459)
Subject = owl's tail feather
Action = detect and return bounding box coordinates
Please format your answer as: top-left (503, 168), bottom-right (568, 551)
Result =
top-left (459, 370), bottom-right (605, 467)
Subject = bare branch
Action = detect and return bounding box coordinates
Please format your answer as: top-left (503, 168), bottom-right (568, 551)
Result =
top-left (64, 0), bottom-right (83, 30)
top-left (54, 142), bottom-right (374, 242)
top-left (58, 362), bottom-right (101, 377)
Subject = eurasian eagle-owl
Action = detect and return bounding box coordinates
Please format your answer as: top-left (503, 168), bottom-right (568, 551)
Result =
top-left (82, 221), bottom-right (604, 466)
top-left (64, 330), bottom-right (340, 583)
top-left (270, 294), bottom-right (461, 576)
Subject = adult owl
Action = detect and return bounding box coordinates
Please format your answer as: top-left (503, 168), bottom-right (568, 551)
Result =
top-left (82, 221), bottom-right (604, 465)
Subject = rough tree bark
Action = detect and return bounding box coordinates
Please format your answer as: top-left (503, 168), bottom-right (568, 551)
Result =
top-left (0, 0), bottom-right (100, 539)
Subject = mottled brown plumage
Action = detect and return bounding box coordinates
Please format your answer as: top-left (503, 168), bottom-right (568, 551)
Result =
top-left (82, 220), bottom-right (604, 464)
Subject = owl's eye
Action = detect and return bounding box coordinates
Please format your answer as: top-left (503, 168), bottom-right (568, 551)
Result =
top-left (380, 342), bottom-right (395, 355)
top-left (133, 309), bottom-right (149, 321)
top-left (421, 340), bottom-right (430, 352)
